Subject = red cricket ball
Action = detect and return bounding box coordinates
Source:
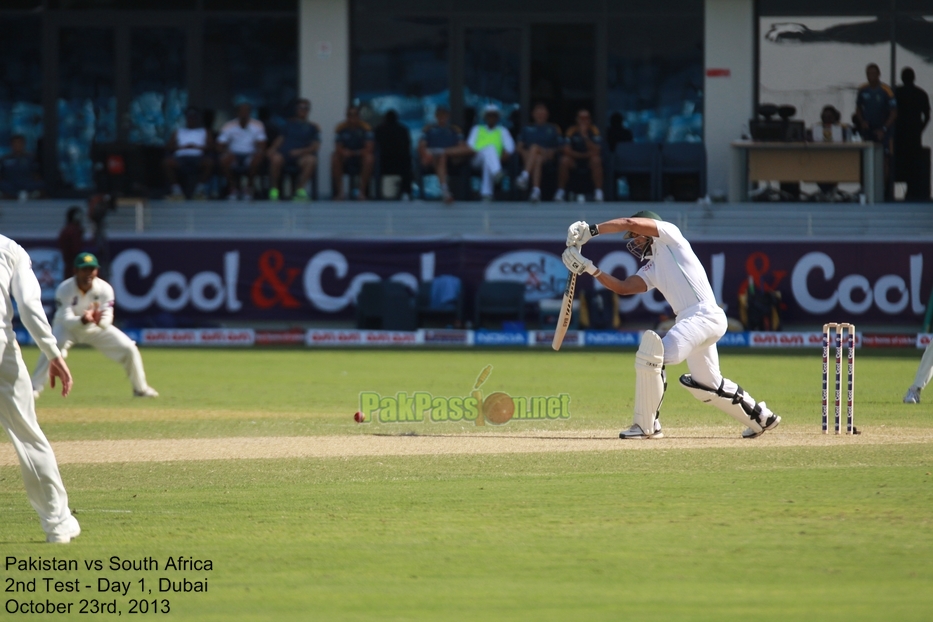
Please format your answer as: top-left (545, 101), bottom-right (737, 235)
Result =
top-left (354, 411), bottom-right (364, 423)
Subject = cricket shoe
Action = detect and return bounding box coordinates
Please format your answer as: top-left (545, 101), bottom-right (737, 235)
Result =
top-left (903, 387), bottom-right (921, 404)
top-left (619, 419), bottom-right (664, 440)
top-left (741, 407), bottom-right (781, 439)
top-left (134, 387), bottom-right (159, 398)
top-left (47, 518), bottom-right (80, 544)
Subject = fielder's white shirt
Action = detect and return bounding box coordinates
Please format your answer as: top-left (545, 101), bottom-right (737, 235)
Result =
top-left (217, 119), bottom-right (266, 155)
top-left (0, 235), bottom-right (61, 360)
top-left (635, 221), bottom-right (716, 316)
top-left (53, 276), bottom-right (115, 333)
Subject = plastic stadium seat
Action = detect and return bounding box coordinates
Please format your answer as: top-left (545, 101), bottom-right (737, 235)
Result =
top-left (474, 281), bottom-right (525, 328)
top-left (660, 142), bottom-right (707, 201)
top-left (356, 281), bottom-right (417, 331)
top-left (612, 143), bottom-right (661, 201)
top-left (417, 276), bottom-right (464, 327)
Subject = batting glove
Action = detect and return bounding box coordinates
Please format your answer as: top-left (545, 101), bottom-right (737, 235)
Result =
top-left (566, 220), bottom-right (598, 247)
top-left (562, 247), bottom-right (600, 276)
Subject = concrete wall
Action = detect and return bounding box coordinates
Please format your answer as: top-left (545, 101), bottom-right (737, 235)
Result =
top-left (704, 0), bottom-right (755, 200)
top-left (299, 0), bottom-right (350, 197)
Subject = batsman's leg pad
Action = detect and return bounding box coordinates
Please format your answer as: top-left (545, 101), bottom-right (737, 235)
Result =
top-left (679, 374), bottom-right (777, 434)
top-left (634, 330), bottom-right (665, 434)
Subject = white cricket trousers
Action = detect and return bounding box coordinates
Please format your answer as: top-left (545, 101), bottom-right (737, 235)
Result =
top-left (471, 146), bottom-right (502, 197)
top-left (32, 325), bottom-right (149, 395)
top-left (0, 338), bottom-right (77, 536)
top-left (912, 340), bottom-right (933, 391)
top-left (661, 302), bottom-right (728, 390)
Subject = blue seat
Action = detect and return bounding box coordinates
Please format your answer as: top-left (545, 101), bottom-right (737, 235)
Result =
top-left (660, 142), bottom-right (706, 200)
top-left (474, 281), bottom-right (525, 329)
top-left (417, 276), bottom-right (464, 327)
top-left (612, 143), bottom-right (661, 201)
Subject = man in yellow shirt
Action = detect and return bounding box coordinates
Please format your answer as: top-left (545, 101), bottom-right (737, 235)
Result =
top-left (466, 105), bottom-right (515, 201)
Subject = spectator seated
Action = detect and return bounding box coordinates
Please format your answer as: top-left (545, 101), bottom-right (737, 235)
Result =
top-left (268, 98), bottom-right (320, 201)
top-left (164, 106), bottom-right (214, 200)
top-left (218, 98), bottom-right (267, 201)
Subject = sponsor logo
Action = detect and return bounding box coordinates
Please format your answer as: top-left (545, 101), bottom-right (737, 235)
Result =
top-left (717, 332), bottom-right (749, 347)
top-left (484, 250), bottom-right (568, 301)
top-left (532, 330), bottom-right (581, 346)
top-left (791, 251), bottom-right (926, 316)
top-left (473, 331), bottom-right (528, 346)
top-left (919, 334), bottom-right (932, 348)
top-left (140, 329), bottom-right (255, 346)
top-left (584, 331), bottom-right (641, 346)
top-left (860, 334), bottom-right (915, 348)
top-left (255, 330), bottom-right (306, 345)
top-left (750, 331), bottom-right (861, 348)
top-left (305, 329), bottom-right (419, 346)
top-left (422, 330), bottom-right (469, 344)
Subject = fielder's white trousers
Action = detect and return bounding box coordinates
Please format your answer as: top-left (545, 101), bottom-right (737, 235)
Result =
top-left (662, 302), bottom-right (728, 390)
top-left (0, 337), bottom-right (78, 538)
top-left (32, 324), bottom-right (150, 395)
top-left (912, 340), bottom-right (933, 391)
top-left (471, 147), bottom-right (502, 197)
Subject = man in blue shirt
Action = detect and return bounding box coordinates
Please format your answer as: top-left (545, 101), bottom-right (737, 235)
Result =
top-left (516, 102), bottom-right (563, 202)
top-left (555, 109), bottom-right (604, 202)
top-left (268, 98), bottom-right (320, 201)
top-left (855, 63), bottom-right (897, 198)
top-left (331, 105), bottom-right (375, 200)
top-left (418, 106), bottom-right (472, 204)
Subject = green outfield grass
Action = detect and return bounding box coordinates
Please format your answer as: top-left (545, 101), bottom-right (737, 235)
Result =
top-left (2, 347), bottom-right (932, 621)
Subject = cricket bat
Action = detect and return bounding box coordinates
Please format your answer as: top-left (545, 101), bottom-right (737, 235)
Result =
top-left (551, 272), bottom-right (577, 351)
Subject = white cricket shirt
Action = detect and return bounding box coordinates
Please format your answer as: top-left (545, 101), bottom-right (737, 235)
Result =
top-left (53, 276), bottom-right (115, 333)
top-left (217, 119), bottom-right (266, 155)
top-left (635, 221), bottom-right (716, 316)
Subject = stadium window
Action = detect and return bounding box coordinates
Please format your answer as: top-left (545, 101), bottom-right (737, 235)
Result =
top-left (202, 18), bottom-right (298, 130)
top-left (606, 11), bottom-right (703, 143)
top-left (0, 16), bottom-right (42, 158)
top-left (351, 13), bottom-right (449, 145)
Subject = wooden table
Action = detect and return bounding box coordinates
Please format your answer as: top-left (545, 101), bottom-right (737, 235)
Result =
top-left (730, 141), bottom-right (883, 203)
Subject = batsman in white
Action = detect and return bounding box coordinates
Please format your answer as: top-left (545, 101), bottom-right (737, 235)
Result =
top-left (0, 234), bottom-right (81, 542)
top-left (563, 211), bottom-right (781, 439)
top-left (31, 253), bottom-right (158, 399)
top-left (903, 340), bottom-right (933, 403)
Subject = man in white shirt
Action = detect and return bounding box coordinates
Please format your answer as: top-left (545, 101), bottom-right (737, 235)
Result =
top-left (466, 105), bottom-right (515, 201)
top-left (563, 211), bottom-right (781, 439)
top-left (0, 234), bottom-right (79, 543)
top-left (218, 99), bottom-right (267, 200)
top-left (31, 253), bottom-right (158, 399)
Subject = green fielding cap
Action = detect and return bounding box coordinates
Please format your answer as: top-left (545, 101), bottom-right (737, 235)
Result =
top-left (74, 253), bottom-right (99, 269)
top-left (630, 210), bottom-right (662, 221)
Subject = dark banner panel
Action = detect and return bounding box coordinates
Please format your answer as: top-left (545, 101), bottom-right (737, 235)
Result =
top-left (21, 238), bottom-right (932, 325)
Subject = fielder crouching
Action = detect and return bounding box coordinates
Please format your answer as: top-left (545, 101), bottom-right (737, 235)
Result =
top-left (31, 253), bottom-right (158, 399)
top-left (563, 211), bottom-right (780, 439)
